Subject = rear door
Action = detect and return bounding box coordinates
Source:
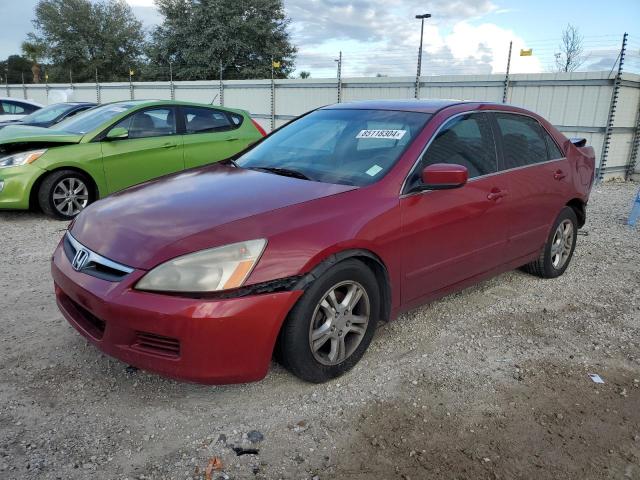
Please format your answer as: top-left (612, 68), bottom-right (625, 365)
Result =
top-left (400, 112), bottom-right (510, 304)
top-left (180, 106), bottom-right (252, 169)
top-left (101, 106), bottom-right (184, 193)
top-left (491, 112), bottom-right (573, 261)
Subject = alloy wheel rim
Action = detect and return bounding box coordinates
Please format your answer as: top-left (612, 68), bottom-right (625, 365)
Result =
top-left (550, 219), bottom-right (574, 269)
top-left (53, 177), bottom-right (89, 216)
top-left (308, 280), bottom-right (370, 366)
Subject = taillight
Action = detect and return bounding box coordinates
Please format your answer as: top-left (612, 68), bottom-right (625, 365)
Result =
top-left (251, 119), bottom-right (267, 137)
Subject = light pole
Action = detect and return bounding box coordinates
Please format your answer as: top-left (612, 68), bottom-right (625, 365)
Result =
top-left (414, 13), bottom-right (431, 99)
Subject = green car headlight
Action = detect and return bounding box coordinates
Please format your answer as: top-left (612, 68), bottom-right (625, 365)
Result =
top-left (135, 239), bottom-right (267, 293)
top-left (0, 149), bottom-right (47, 168)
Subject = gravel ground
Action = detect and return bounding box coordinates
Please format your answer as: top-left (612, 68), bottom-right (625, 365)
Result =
top-left (0, 181), bottom-right (638, 480)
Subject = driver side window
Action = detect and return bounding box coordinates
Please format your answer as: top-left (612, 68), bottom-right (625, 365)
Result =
top-left (112, 108), bottom-right (176, 139)
top-left (417, 113), bottom-right (497, 182)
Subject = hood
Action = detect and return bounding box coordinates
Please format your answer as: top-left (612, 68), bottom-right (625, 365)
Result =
top-left (71, 164), bottom-right (357, 269)
top-left (0, 125), bottom-right (84, 144)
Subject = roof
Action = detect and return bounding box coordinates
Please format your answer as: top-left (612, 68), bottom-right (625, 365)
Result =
top-left (0, 97), bottom-right (43, 106)
top-left (322, 99), bottom-right (476, 113)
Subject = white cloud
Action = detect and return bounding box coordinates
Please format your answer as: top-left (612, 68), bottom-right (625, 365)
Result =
top-left (124, 0), bottom-right (156, 6)
top-left (286, 0), bottom-right (543, 77)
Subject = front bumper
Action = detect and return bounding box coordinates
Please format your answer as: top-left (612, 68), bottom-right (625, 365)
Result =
top-left (51, 239), bottom-right (303, 384)
top-left (0, 164), bottom-right (44, 210)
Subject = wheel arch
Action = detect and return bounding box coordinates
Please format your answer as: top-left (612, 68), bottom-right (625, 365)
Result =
top-left (292, 248), bottom-right (392, 324)
top-left (29, 166), bottom-right (100, 211)
top-left (566, 198), bottom-right (586, 228)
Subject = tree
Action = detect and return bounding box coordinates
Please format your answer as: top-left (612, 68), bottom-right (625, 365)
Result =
top-left (555, 24), bottom-right (585, 72)
top-left (0, 55), bottom-right (35, 84)
top-left (26, 0), bottom-right (146, 82)
top-left (299, 71), bottom-right (310, 79)
top-left (21, 41), bottom-right (46, 83)
top-left (147, 0), bottom-right (297, 80)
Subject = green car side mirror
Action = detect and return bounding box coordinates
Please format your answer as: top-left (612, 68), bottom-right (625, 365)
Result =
top-left (106, 127), bottom-right (129, 141)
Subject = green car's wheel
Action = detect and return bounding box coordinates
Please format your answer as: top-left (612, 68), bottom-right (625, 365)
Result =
top-left (38, 170), bottom-right (93, 220)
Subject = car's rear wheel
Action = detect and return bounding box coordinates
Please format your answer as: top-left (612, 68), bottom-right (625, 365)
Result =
top-left (523, 206), bottom-right (578, 278)
top-left (277, 259), bottom-right (379, 383)
top-left (38, 170), bottom-right (93, 220)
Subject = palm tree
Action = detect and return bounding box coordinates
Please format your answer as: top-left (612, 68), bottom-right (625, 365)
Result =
top-left (21, 41), bottom-right (46, 83)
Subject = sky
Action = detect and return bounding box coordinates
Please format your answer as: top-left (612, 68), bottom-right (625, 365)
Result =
top-left (0, 0), bottom-right (638, 77)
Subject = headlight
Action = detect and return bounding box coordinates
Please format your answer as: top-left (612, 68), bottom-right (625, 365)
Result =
top-left (135, 239), bottom-right (267, 293)
top-left (0, 149), bottom-right (47, 168)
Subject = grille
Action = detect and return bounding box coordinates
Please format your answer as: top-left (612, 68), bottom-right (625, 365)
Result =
top-left (132, 332), bottom-right (181, 358)
top-left (63, 233), bottom-right (133, 282)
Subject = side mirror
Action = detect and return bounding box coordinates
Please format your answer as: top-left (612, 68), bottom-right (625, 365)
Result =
top-left (421, 163), bottom-right (468, 190)
top-left (570, 137), bottom-right (586, 148)
top-left (105, 127), bottom-right (129, 141)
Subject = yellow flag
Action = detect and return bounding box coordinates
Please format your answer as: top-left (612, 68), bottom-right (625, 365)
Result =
top-left (272, 60), bottom-right (281, 68)
top-left (129, 69), bottom-right (135, 76)
top-left (520, 48), bottom-right (533, 57)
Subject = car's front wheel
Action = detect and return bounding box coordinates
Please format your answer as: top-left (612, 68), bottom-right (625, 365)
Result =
top-left (523, 206), bottom-right (578, 278)
top-left (277, 259), bottom-right (380, 383)
top-left (38, 170), bottom-right (93, 220)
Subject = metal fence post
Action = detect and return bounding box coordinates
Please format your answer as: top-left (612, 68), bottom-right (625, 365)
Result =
top-left (502, 41), bottom-right (513, 103)
top-left (22, 73), bottom-right (27, 99)
top-left (69, 69), bottom-right (74, 97)
top-left (598, 32), bottom-right (627, 182)
top-left (4, 66), bottom-right (9, 97)
top-left (129, 68), bottom-right (134, 100)
top-left (219, 60), bottom-right (224, 106)
top-left (270, 57), bottom-right (275, 131)
top-left (336, 51), bottom-right (342, 103)
top-left (169, 62), bottom-right (175, 100)
top-left (45, 73), bottom-right (49, 103)
top-left (95, 69), bottom-right (101, 104)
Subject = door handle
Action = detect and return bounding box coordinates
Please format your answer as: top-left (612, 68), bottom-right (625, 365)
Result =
top-left (487, 188), bottom-right (508, 201)
top-left (225, 138), bottom-right (240, 142)
top-left (554, 170), bottom-right (566, 180)
top-left (161, 143), bottom-right (177, 149)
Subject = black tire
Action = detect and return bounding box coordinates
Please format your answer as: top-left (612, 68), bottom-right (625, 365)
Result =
top-left (522, 206), bottom-right (578, 278)
top-left (38, 170), bottom-right (94, 220)
top-left (277, 259), bottom-right (380, 383)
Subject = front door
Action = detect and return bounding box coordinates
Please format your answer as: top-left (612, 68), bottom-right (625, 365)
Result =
top-left (400, 112), bottom-right (509, 305)
top-left (101, 107), bottom-right (184, 193)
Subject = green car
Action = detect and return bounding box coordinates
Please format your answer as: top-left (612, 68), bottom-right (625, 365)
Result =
top-left (0, 100), bottom-right (265, 219)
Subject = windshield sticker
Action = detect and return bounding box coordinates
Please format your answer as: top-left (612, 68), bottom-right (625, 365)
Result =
top-left (366, 165), bottom-right (383, 177)
top-left (356, 129), bottom-right (406, 140)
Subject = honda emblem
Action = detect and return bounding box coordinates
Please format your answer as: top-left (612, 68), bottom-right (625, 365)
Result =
top-left (72, 249), bottom-right (90, 271)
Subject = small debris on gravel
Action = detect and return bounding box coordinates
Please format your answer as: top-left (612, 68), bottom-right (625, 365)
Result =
top-left (247, 430), bottom-right (264, 443)
top-left (0, 181), bottom-right (638, 479)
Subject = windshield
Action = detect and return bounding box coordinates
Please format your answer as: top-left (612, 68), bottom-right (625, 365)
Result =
top-left (55, 103), bottom-right (136, 134)
top-left (21, 103), bottom-right (73, 123)
top-left (236, 109), bottom-right (430, 186)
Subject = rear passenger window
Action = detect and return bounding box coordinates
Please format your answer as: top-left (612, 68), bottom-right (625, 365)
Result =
top-left (495, 114), bottom-right (549, 169)
top-left (183, 107), bottom-right (238, 134)
top-left (544, 131), bottom-right (564, 159)
top-left (417, 113), bottom-right (497, 181)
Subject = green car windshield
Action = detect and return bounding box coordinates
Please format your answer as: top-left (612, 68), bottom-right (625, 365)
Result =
top-left (236, 109), bottom-right (430, 186)
top-left (55, 103), bottom-right (137, 135)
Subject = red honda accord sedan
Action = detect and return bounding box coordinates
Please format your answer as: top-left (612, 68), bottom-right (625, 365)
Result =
top-left (51, 100), bottom-right (595, 384)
